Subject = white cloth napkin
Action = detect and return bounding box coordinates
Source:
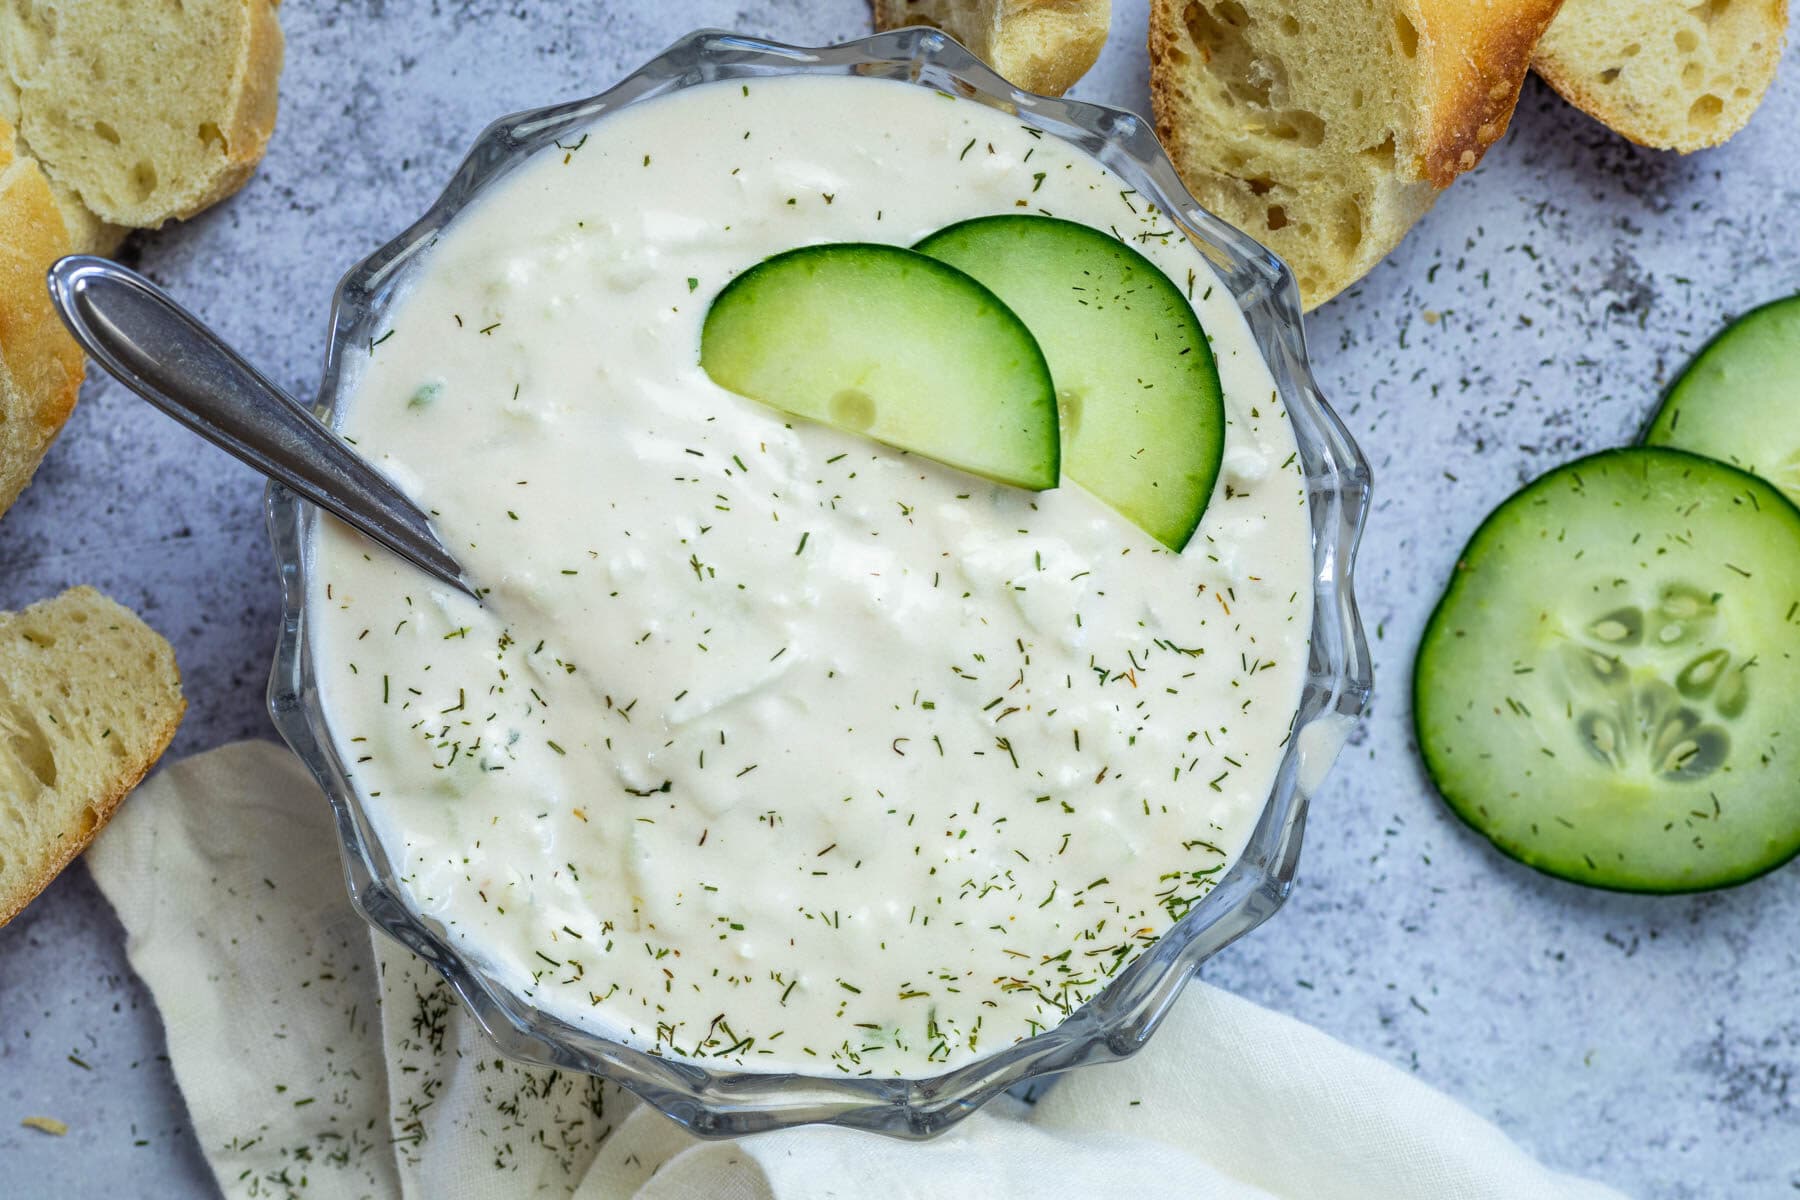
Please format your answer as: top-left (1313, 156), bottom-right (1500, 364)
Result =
top-left (85, 742), bottom-right (1627, 1200)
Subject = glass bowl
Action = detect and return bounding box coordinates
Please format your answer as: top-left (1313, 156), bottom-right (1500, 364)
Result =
top-left (266, 27), bottom-right (1373, 1139)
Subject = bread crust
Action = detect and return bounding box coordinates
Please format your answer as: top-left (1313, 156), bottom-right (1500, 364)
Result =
top-left (1415, 0), bottom-right (1567, 186)
top-left (1531, 0), bottom-right (1786, 152)
top-left (872, 0), bottom-right (1111, 96)
top-left (0, 587), bottom-right (185, 927)
top-left (0, 708), bottom-right (178, 928)
top-left (0, 115), bottom-right (83, 517)
top-left (181, 0), bottom-right (286, 221)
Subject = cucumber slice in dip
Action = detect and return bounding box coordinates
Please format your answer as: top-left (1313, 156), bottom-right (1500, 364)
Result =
top-left (1644, 293), bottom-right (1800, 504)
top-left (914, 215), bottom-right (1224, 551)
top-left (1414, 447), bottom-right (1800, 893)
top-left (700, 243), bottom-right (1058, 490)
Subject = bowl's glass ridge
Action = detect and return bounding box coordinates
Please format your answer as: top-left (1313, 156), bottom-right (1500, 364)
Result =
top-left (266, 28), bottom-right (1373, 1139)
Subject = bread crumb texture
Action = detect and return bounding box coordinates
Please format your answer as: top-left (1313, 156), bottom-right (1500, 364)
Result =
top-left (872, 0), bottom-right (1112, 95)
top-left (0, 587), bottom-right (183, 926)
top-left (1534, 0), bottom-right (1787, 152)
top-left (0, 112), bottom-right (81, 517)
top-left (1149, 0), bottom-right (1561, 309)
top-left (0, 0), bottom-right (285, 227)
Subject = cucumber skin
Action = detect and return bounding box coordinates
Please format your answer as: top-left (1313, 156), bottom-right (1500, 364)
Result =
top-left (1642, 292), bottom-right (1800, 448)
top-left (913, 216), bottom-right (1224, 552)
top-left (1641, 295), bottom-right (1800, 513)
top-left (701, 243), bottom-right (1060, 490)
top-left (1413, 446), bottom-right (1800, 895)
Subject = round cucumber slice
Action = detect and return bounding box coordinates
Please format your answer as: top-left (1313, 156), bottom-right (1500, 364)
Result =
top-left (1644, 293), bottom-right (1800, 505)
top-left (700, 243), bottom-right (1058, 490)
top-left (1414, 448), bottom-right (1800, 893)
top-left (914, 216), bottom-right (1224, 552)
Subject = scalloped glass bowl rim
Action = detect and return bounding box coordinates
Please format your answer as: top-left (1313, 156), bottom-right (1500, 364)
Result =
top-left (265, 27), bottom-right (1373, 1139)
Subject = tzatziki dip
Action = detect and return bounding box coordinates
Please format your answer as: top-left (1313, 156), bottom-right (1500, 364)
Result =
top-left (310, 75), bottom-right (1313, 1076)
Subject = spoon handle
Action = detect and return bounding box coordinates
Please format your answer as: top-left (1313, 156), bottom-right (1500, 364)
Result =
top-left (47, 255), bottom-right (477, 600)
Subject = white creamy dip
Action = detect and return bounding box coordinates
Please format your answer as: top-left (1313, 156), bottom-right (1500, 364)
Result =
top-left (310, 76), bottom-right (1313, 1076)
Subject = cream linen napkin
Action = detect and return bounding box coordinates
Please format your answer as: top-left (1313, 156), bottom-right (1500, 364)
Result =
top-left (85, 742), bottom-right (1627, 1200)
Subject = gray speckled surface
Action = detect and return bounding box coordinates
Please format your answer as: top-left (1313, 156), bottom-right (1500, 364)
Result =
top-left (1, 2), bottom-right (1797, 1196)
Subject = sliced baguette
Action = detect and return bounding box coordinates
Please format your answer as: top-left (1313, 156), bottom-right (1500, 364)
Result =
top-left (0, 113), bottom-right (82, 518)
top-left (42, 178), bottom-right (127, 257)
top-left (0, 587), bottom-right (184, 927)
top-left (1149, 0), bottom-right (1563, 309)
top-left (872, 0), bottom-right (1112, 95)
top-left (1533, 0), bottom-right (1787, 152)
top-left (0, 0), bottom-right (284, 229)
top-left (0, 86), bottom-right (125, 256)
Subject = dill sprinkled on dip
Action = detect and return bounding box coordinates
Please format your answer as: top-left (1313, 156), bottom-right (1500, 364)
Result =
top-left (309, 76), bottom-right (1312, 1077)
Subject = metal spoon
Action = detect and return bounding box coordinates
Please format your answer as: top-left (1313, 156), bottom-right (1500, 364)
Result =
top-left (47, 256), bottom-right (477, 600)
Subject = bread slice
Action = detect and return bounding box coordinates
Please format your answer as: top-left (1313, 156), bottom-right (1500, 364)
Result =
top-left (0, 0), bottom-right (284, 229)
top-left (42, 177), bottom-right (127, 257)
top-left (0, 93), bottom-right (125, 258)
top-left (0, 587), bottom-right (184, 927)
top-left (872, 0), bottom-right (1112, 96)
top-left (1149, 0), bottom-right (1563, 309)
top-left (0, 114), bottom-right (83, 518)
top-left (1533, 0), bottom-right (1787, 152)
